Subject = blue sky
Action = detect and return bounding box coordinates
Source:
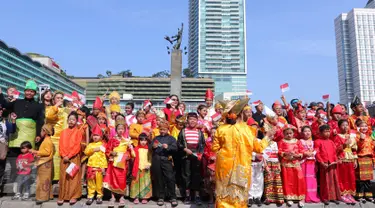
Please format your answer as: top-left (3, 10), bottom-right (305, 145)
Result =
top-left (0, 0), bottom-right (368, 106)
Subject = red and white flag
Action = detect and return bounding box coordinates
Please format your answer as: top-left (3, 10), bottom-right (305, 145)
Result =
top-left (322, 94), bottom-right (330, 102)
top-left (63, 94), bottom-right (73, 101)
top-left (142, 122), bottom-right (152, 134)
top-left (126, 115), bottom-right (137, 126)
top-left (252, 100), bottom-right (262, 107)
top-left (211, 112), bottom-right (222, 122)
top-left (164, 97), bottom-right (174, 104)
top-left (246, 90), bottom-right (253, 96)
top-left (66, 162), bottom-right (79, 177)
top-left (280, 83), bottom-right (289, 93)
top-left (12, 90), bottom-right (20, 99)
top-left (143, 100), bottom-right (151, 109)
top-left (350, 130), bottom-right (357, 138)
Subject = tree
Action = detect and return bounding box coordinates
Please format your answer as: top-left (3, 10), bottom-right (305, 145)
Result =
top-left (183, 68), bottom-right (194, 77)
top-left (106, 70), bottom-right (112, 77)
top-left (97, 74), bottom-right (104, 79)
top-left (152, 70), bottom-right (170, 78)
top-left (119, 70), bottom-right (132, 78)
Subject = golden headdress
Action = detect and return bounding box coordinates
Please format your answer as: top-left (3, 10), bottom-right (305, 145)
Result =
top-left (42, 123), bottom-right (54, 136)
top-left (115, 118), bottom-right (126, 127)
top-left (109, 104), bottom-right (121, 113)
top-left (219, 98), bottom-right (250, 117)
top-left (214, 103), bottom-right (223, 110)
top-left (176, 113), bottom-right (187, 123)
top-left (158, 119), bottom-right (170, 130)
top-left (109, 91), bottom-right (120, 100)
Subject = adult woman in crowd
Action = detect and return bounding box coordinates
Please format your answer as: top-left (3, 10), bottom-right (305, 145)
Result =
top-left (41, 89), bottom-right (53, 107)
top-left (212, 98), bottom-right (274, 208)
top-left (163, 94), bottom-right (181, 123)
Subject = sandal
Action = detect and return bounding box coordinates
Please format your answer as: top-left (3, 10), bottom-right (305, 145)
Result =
top-left (141, 199), bottom-right (148, 204)
top-left (69, 198), bottom-right (77, 205)
top-left (157, 199), bottom-right (164, 206)
top-left (57, 200), bottom-right (64, 206)
top-left (86, 198), bottom-right (94, 206)
top-left (119, 197), bottom-right (126, 206)
top-left (134, 198), bottom-right (139, 204)
top-left (96, 198), bottom-right (103, 204)
top-left (171, 199), bottom-right (178, 207)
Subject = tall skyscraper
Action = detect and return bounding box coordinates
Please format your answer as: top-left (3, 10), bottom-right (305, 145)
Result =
top-left (188, 0), bottom-right (247, 97)
top-left (335, 0), bottom-right (375, 105)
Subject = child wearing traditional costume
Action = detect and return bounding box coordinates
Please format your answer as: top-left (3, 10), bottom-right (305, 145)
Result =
top-left (355, 119), bottom-right (375, 203)
top-left (203, 127), bottom-right (217, 204)
top-left (108, 104), bottom-right (121, 130)
top-left (151, 110), bottom-right (167, 139)
top-left (278, 125), bottom-right (306, 207)
top-left (348, 96), bottom-right (374, 131)
top-left (103, 119), bottom-right (135, 207)
top-left (314, 124), bottom-right (341, 205)
top-left (197, 104), bottom-right (212, 139)
top-left (125, 102), bottom-right (137, 127)
top-left (300, 126), bottom-right (320, 203)
top-left (130, 133), bottom-right (152, 204)
top-left (327, 104), bottom-right (343, 140)
top-left (129, 110), bottom-right (147, 147)
top-left (311, 109), bottom-right (327, 140)
top-left (32, 124), bottom-right (54, 205)
top-left (334, 119), bottom-right (357, 204)
top-left (150, 120), bottom-right (178, 207)
top-left (143, 100), bottom-right (157, 129)
top-left (170, 114), bottom-right (186, 140)
top-left (84, 125), bottom-right (108, 205)
top-left (57, 112), bottom-right (83, 206)
top-left (97, 112), bottom-right (110, 142)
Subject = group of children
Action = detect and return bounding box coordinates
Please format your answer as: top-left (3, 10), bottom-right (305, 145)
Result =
top-left (246, 95), bottom-right (375, 207)
top-left (8, 87), bottom-right (375, 208)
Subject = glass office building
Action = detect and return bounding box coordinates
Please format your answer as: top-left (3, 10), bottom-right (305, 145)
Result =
top-left (188, 0), bottom-right (247, 96)
top-left (0, 40), bottom-right (84, 97)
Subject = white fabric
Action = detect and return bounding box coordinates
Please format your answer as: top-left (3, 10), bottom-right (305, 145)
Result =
top-left (248, 162), bottom-right (264, 199)
top-left (263, 142), bottom-right (279, 162)
top-left (205, 107), bottom-right (216, 121)
top-left (0, 121), bottom-right (7, 144)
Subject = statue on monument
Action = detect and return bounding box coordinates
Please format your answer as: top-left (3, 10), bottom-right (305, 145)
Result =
top-left (165, 23), bottom-right (183, 50)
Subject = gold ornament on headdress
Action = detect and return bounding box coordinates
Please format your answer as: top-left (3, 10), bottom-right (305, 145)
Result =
top-left (97, 112), bottom-right (107, 119)
top-left (155, 109), bottom-right (165, 118)
top-left (176, 114), bottom-right (187, 123)
top-left (109, 104), bottom-right (121, 113)
top-left (243, 105), bottom-right (251, 111)
top-left (109, 91), bottom-right (120, 100)
top-left (115, 119), bottom-right (126, 127)
top-left (214, 103), bottom-right (223, 110)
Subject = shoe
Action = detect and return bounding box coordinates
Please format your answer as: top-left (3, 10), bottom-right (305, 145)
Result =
top-left (359, 198), bottom-right (367, 204)
top-left (341, 195), bottom-right (351, 204)
top-left (57, 200), bottom-right (64, 206)
top-left (171, 199), bottom-right (178, 207)
top-left (347, 195), bottom-right (356, 205)
top-left (134, 198), bottom-right (139, 204)
top-left (21, 193), bottom-right (29, 201)
top-left (141, 199), bottom-right (148, 204)
top-left (86, 198), bottom-right (94, 206)
top-left (119, 197), bottom-right (126, 206)
top-left (108, 197), bottom-right (116, 208)
top-left (298, 201), bottom-right (305, 208)
top-left (366, 198), bottom-right (375, 203)
top-left (322, 200), bottom-right (329, 205)
top-left (157, 199), bottom-right (164, 206)
top-left (69, 198), bottom-right (77, 206)
top-left (96, 198), bottom-right (103, 204)
top-left (331, 200), bottom-right (340, 205)
top-left (248, 198), bottom-right (254, 207)
top-left (195, 196), bottom-right (202, 205)
top-left (254, 198), bottom-right (262, 207)
top-left (12, 193), bottom-right (21, 200)
top-left (184, 196), bottom-right (191, 205)
top-left (286, 201), bottom-right (293, 207)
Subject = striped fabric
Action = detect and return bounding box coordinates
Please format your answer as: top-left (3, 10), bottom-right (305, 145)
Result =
top-left (185, 128), bottom-right (199, 149)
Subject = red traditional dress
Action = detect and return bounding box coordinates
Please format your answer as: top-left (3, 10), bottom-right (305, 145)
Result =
top-left (314, 138), bottom-right (341, 201)
top-left (103, 137), bottom-right (134, 195)
top-left (355, 134), bottom-right (375, 198)
top-left (348, 114), bottom-right (374, 133)
top-left (145, 113), bottom-right (157, 129)
top-left (163, 108), bottom-right (182, 123)
top-left (287, 109), bottom-right (309, 137)
top-left (311, 121), bottom-right (323, 140)
top-left (327, 120), bottom-right (340, 141)
top-left (278, 138), bottom-right (306, 201)
top-left (334, 132), bottom-right (357, 196)
top-left (202, 137), bottom-right (216, 197)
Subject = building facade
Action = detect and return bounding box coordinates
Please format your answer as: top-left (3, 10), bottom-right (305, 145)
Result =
top-left (188, 0), bottom-right (247, 96)
top-left (73, 75), bottom-right (214, 112)
top-left (0, 40), bottom-right (84, 98)
top-left (335, 0), bottom-right (375, 105)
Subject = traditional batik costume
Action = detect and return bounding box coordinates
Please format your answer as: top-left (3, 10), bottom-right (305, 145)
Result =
top-left (355, 134), bottom-right (374, 200)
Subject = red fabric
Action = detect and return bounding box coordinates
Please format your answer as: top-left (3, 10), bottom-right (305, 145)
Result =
top-left (287, 109), bottom-right (309, 136)
top-left (132, 144), bottom-right (148, 178)
top-left (87, 167), bottom-right (102, 180)
top-left (92, 125), bottom-right (103, 137)
top-left (145, 113), bottom-right (157, 129)
top-left (278, 139), bottom-right (305, 167)
top-left (103, 138), bottom-right (129, 194)
top-left (314, 138), bottom-right (338, 163)
top-left (16, 153), bottom-right (34, 175)
top-left (311, 121), bottom-right (322, 140)
top-left (327, 120), bottom-right (340, 140)
top-left (247, 117), bottom-right (258, 126)
top-left (332, 105), bottom-right (343, 114)
top-left (337, 162), bottom-right (356, 195)
top-left (318, 164), bottom-right (341, 201)
top-left (163, 108), bottom-right (181, 122)
top-left (281, 165), bottom-right (306, 200)
top-left (333, 134), bottom-right (347, 159)
top-left (86, 115), bottom-right (98, 131)
top-left (205, 89), bottom-right (214, 99)
top-left (93, 97), bottom-right (102, 109)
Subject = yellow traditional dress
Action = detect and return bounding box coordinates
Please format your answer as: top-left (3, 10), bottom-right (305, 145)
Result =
top-left (129, 123), bottom-right (143, 146)
top-left (84, 141), bottom-right (108, 199)
top-left (212, 122), bottom-right (270, 208)
top-left (45, 106), bottom-right (69, 180)
top-left (35, 135), bottom-right (54, 202)
top-left (170, 125), bottom-right (181, 140)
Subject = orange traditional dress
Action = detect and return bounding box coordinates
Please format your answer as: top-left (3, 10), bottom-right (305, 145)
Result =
top-left (278, 138), bottom-right (306, 201)
top-left (58, 126), bottom-right (83, 201)
top-left (348, 114), bottom-right (374, 133)
top-left (212, 122), bottom-right (270, 208)
top-left (356, 134), bottom-right (375, 198)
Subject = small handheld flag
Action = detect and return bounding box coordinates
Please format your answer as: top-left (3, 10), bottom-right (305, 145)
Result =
top-left (280, 83), bottom-right (289, 93)
top-left (322, 94), bottom-right (330, 102)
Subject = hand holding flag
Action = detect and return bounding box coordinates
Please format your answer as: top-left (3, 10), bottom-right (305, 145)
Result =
top-left (164, 97), bottom-right (174, 104)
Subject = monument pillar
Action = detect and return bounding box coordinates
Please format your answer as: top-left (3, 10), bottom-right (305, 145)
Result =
top-left (170, 49), bottom-right (182, 98)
